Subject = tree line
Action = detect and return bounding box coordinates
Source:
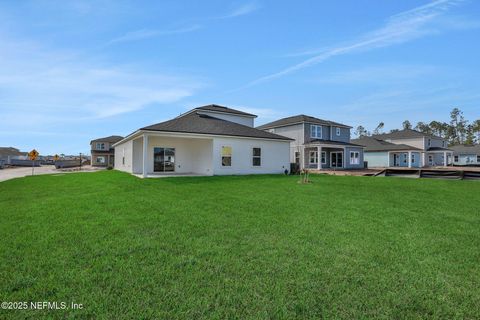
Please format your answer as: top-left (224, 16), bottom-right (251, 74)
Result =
top-left (355, 108), bottom-right (480, 146)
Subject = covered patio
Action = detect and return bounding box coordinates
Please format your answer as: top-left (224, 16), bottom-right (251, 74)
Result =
top-left (131, 133), bottom-right (214, 177)
top-left (301, 140), bottom-right (364, 170)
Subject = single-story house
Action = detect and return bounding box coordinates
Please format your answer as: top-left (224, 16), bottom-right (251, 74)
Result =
top-left (352, 136), bottom-right (424, 168)
top-left (450, 144), bottom-right (480, 166)
top-left (113, 105), bottom-right (292, 177)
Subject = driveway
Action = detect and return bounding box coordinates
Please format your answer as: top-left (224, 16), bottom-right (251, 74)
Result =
top-left (0, 165), bottom-right (101, 182)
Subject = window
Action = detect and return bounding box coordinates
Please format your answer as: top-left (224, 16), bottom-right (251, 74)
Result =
top-left (96, 142), bottom-right (105, 150)
top-left (350, 151), bottom-right (360, 165)
top-left (477, 155), bottom-right (480, 163)
top-left (221, 146), bottom-right (232, 167)
top-left (442, 141), bottom-right (446, 147)
top-left (454, 155), bottom-right (459, 162)
top-left (96, 156), bottom-right (105, 164)
top-left (252, 148), bottom-right (261, 166)
top-left (309, 151), bottom-right (318, 164)
top-left (321, 151), bottom-right (326, 164)
top-left (294, 152), bottom-right (300, 164)
top-left (336, 127), bottom-right (341, 136)
top-left (428, 139), bottom-right (431, 147)
top-left (403, 153), bottom-right (408, 164)
top-left (310, 125), bottom-right (322, 139)
top-left (411, 153), bottom-right (415, 163)
top-left (428, 155), bottom-right (433, 164)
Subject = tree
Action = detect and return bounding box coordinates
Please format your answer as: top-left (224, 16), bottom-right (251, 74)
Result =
top-left (402, 120), bottom-right (412, 130)
top-left (471, 119), bottom-right (480, 144)
top-left (355, 125), bottom-right (369, 137)
top-left (429, 121), bottom-right (449, 139)
top-left (449, 108), bottom-right (468, 145)
top-left (373, 122), bottom-right (385, 135)
top-left (465, 125), bottom-right (476, 145)
top-left (415, 122), bottom-right (432, 134)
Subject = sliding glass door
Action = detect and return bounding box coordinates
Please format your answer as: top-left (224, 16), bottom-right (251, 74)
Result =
top-left (153, 147), bottom-right (175, 172)
top-left (331, 152), bottom-right (343, 168)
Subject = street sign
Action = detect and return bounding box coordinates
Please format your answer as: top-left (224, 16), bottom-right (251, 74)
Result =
top-left (28, 149), bottom-right (39, 176)
top-left (28, 149), bottom-right (39, 161)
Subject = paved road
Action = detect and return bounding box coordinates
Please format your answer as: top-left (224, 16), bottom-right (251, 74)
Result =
top-left (0, 165), bottom-right (100, 182)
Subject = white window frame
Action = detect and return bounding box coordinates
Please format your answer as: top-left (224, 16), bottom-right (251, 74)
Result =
top-left (310, 125), bottom-right (322, 139)
top-left (454, 155), bottom-right (459, 162)
top-left (96, 142), bottom-right (105, 150)
top-left (221, 146), bottom-right (232, 167)
top-left (309, 150), bottom-right (318, 164)
top-left (428, 155), bottom-right (433, 165)
top-left (252, 147), bottom-right (261, 167)
top-left (96, 156), bottom-right (106, 164)
top-left (428, 139), bottom-right (431, 147)
top-left (321, 151), bottom-right (326, 164)
top-left (350, 151), bottom-right (360, 165)
top-left (411, 153), bottom-right (415, 164)
top-left (336, 127), bottom-right (341, 136)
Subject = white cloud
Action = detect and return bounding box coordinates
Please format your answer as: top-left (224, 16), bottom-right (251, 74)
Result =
top-left (107, 25), bottom-right (202, 45)
top-left (219, 2), bottom-right (260, 19)
top-left (312, 64), bottom-right (438, 84)
top-left (0, 33), bottom-right (204, 132)
top-left (243, 0), bottom-right (468, 88)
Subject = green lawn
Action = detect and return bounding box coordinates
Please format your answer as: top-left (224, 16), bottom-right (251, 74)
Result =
top-left (1, 171), bottom-right (479, 319)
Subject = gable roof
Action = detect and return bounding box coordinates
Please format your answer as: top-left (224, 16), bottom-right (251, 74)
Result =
top-left (372, 129), bottom-right (442, 140)
top-left (140, 112), bottom-right (292, 141)
top-left (449, 144), bottom-right (480, 154)
top-left (90, 135), bottom-right (124, 144)
top-left (193, 104), bottom-right (257, 117)
top-left (351, 136), bottom-right (422, 152)
top-left (0, 147), bottom-right (27, 157)
top-left (256, 114), bottom-right (352, 130)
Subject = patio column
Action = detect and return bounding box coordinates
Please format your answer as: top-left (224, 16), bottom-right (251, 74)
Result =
top-left (142, 134), bottom-right (149, 177)
top-left (408, 151), bottom-right (412, 168)
top-left (317, 146), bottom-right (321, 170)
top-left (444, 151), bottom-right (447, 166)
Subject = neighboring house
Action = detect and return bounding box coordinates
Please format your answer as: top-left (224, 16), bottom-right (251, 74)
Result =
top-left (0, 147), bottom-right (28, 164)
top-left (352, 136), bottom-right (424, 168)
top-left (450, 144), bottom-right (480, 166)
top-left (352, 129), bottom-right (453, 168)
top-left (256, 115), bottom-right (365, 170)
top-left (90, 136), bottom-right (123, 167)
top-left (371, 129), bottom-right (453, 167)
top-left (113, 104), bottom-right (292, 177)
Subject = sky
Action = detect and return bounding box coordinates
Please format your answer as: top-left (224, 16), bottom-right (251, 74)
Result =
top-left (0, 0), bottom-right (479, 154)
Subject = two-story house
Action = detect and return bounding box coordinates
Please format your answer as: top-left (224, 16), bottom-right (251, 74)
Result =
top-left (90, 135), bottom-right (123, 167)
top-left (257, 115), bottom-right (365, 170)
top-left (352, 129), bottom-right (453, 168)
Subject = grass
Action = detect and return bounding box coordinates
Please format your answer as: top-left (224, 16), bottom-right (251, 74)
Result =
top-left (1, 171), bottom-right (479, 319)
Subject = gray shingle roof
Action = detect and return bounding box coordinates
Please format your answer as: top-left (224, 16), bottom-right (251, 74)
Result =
top-left (372, 129), bottom-right (442, 140)
top-left (90, 135), bottom-right (124, 144)
top-left (256, 114), bottom-right (352, 130)
top-left (449, 144), bottom-right (480, 154)
top-left (194, 104), bottom-right (256, 117)
top-left (427, 147), bottom-right (452, 151)
top-left (141, 112), bottom-right (293, 141)
top-left (352, 136), bottom-right (422, 152)
top-left (306, 139), bottom-right (364, 147)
